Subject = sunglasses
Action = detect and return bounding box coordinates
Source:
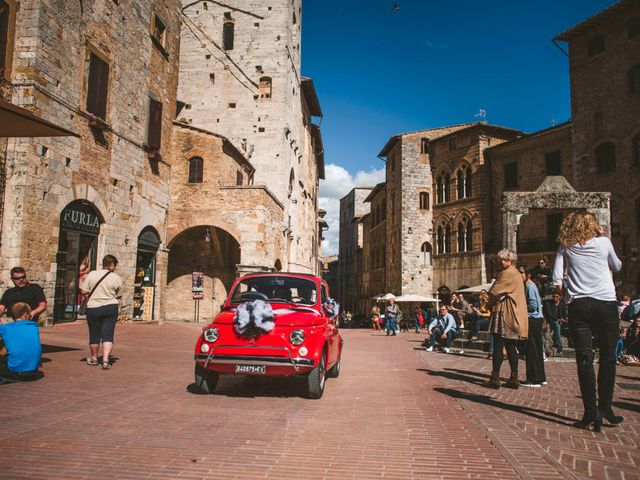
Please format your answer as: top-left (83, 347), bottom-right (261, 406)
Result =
top-left (12, 275), bottom-right (26, 281)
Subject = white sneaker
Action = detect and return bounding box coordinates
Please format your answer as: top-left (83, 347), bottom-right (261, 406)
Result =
top-left (443, 347), bottom-right (450, 353)
top-left (541, 381), bottom-right (548, 385)
top-left (426, 346), bottom-right (433, 352)
top-left (459, 350), bottom-right (464, 355)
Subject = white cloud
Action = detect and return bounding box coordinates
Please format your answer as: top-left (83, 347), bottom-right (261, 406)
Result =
top-left (319, 164), bottom-right (385, 256)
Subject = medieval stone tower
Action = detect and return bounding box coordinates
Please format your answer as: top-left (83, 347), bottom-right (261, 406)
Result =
top-left (178, 0), bottom-right (323, 274)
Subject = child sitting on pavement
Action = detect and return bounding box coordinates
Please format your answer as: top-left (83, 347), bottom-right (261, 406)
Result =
top-left (0, 302), bottom-right (43, 382)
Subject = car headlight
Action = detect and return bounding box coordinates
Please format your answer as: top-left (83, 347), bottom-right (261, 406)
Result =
top-left (203, 327), bottom-right (219, 343)
top-left (289, 329), bottom-right (305, 345)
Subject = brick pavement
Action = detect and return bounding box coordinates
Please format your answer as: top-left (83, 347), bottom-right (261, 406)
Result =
top-left (0, 324), bottom-right (637, 479)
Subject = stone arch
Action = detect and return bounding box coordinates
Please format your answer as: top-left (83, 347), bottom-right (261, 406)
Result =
top-left (167, 216), bottom-right (241, 250)
top-left (54, 183), bottom-right (108, 230)
top-left (166, 225), bottom-right (241, 321)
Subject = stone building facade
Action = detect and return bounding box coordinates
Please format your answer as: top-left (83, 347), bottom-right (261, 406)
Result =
top-left (338, 187), bottom-right (371, 313)
top-left (362, 182), bottom-right (386, 300)
top-left (554, 0), bottom-right (640, 293)
top-left (376, 123), bottom-right (521, 297)
top-left (0, 0), bottom-right (324, 324)
top-left (177, 0), bottom-right (324, 275)
top-left (485, 122), bottom-right (574, 275)
top-left (429, 124), bottom-right (521, 292)
top-left (166, 122), bottom-right (285, 321)
top-left (0, 0), bottom-right (182, 323)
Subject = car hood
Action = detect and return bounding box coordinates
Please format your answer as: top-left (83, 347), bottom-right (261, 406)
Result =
top-left (212, 306), bottom-right (325, 327)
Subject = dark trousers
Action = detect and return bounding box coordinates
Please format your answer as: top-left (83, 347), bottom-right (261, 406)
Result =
top-left (430, 328), bottom-right (454, 348)
top-left (86, 304), bottom-right (119, 344)
top-left (526, 317), bottom-right (546, 383)
top-left (568, 298), bottom-right (619, 414)
top-left (492, 334), bottom-right (518, 374)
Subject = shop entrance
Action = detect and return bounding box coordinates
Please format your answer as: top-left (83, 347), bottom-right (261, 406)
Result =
top-left (54, 200), bottom-right (103, 323)
top-left (133, 227), bottom-right (160, 320)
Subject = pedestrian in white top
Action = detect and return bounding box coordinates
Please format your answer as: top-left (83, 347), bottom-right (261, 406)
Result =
top-left (552, 213), bottom-right (622, 432)
top-left (79, 255), bottom-right (123, 370)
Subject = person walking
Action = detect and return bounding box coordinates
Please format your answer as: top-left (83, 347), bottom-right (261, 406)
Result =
top-left (552, 212), bottom-right (623, 432)
top-left (79, 255), bottom-right (123, 370)
top-left (520, 268), bottom-right (546, 387)
top-left (483, 249), bottom-right (528, 390)
top-left (371, 305), bottom-right (381, 331)
top-left (385, 298), bottom-right (398, 336)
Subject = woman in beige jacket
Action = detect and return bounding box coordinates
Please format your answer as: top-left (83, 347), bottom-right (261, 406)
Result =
top-left (484, 248), bottom-right (528, 389)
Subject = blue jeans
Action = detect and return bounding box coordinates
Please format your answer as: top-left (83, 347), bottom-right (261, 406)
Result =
top-left (547, 319), bottom-right (562, 349)
top-left (430, 328), bottom-right (453, 348)
top-left (386, 317), bottom-right (397, 336)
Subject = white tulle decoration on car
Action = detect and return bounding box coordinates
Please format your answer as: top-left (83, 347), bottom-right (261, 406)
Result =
top-left (323, 298), bottom-right (340, 318)
top-left (234, 300), bottom-right (275, 337)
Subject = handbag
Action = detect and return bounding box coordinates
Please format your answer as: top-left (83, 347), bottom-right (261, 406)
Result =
top-left (78, 271), bottom-right (111, 315)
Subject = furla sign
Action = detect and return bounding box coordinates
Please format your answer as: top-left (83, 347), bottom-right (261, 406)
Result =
top-left (61, 203), bottom-right (101, 234)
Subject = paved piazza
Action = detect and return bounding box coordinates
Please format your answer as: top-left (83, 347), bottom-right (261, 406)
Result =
top-left (1, 323), bottom-right (639, 479)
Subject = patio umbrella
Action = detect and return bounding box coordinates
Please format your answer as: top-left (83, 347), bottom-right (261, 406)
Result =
top-left (456, 282), bottom-right (494, 293)
top-left (394, 294), bottom-right (440, 303)
top-left (371, 293), bottom-right (385, 300)
top-left (381, 293), bottom-right (396, 300)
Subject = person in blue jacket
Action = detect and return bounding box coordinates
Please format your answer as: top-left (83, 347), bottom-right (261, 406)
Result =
top-left (426, 305), bottom-right (457, 353)
top-left (0, 302), bottom-right (42, 381)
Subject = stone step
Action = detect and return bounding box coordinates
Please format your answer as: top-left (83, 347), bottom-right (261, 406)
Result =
top-left (456, 329), bottom-right (572, 347)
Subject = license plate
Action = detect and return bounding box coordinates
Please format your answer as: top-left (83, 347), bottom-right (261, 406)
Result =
top-left (235, 364), bottom-right (266, 375)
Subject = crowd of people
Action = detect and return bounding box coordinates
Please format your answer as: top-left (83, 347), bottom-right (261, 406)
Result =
top-left (0, 255), bottom-right (122, 383)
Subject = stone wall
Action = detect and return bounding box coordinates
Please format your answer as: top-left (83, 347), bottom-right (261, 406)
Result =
top-left (177, 0), bottom-right (320, 274)
top-left (0, 0), bottom-right (181, 323)
top-left (558, 2), bottom-right (640, 293)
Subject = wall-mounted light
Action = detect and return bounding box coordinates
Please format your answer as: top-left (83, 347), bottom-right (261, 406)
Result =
top-left (205, 228), bottom-right (211, 243)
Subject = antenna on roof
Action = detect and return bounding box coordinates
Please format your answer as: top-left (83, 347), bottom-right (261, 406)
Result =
top-left (474, 108), bottom-right (487, 123)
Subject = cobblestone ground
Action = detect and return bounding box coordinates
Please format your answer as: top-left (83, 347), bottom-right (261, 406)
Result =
top-left (0, 324), bottom-right (638, 479)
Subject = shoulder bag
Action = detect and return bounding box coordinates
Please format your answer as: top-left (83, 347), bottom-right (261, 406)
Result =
top-left (78, 271), bottom-right (111, 315)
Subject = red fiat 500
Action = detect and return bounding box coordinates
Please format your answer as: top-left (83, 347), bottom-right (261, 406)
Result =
top-left (194, 272), bottom-right (343, 399)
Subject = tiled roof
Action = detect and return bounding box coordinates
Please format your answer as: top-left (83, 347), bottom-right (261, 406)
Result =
top-left (554, 0), bottom-right (633, 41)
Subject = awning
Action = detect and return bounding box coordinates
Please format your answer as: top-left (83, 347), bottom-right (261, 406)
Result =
top-left (394, 294), bottom-right (440, 303)
top-left (0, 99), bottom-right (79, 137)
top-left (456, 282), bottom-right (494, 294)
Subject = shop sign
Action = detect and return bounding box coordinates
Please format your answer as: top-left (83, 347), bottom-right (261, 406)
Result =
top-left (61, 205), bottom-right (101, 234)
top-left (192, 270), bottom-right (204, 300)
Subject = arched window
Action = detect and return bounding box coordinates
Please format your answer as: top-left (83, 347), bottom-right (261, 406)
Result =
top-left (288, 168), bottom-right (295, 196)
top-left (457, 166), bottom-right (472, 199)
top-left (445, 224), bottom-right (452, 253)
top-left (629, 63), bottom-right (640, 93)
top-left (259, 76), bottom-right (272, 98)
top-left (223, 14), bottom-right (234, 50)
top-left (456, 170), bottom-right (464, 200)
top-left (596, 142), bottom-right (616, 173)
top-left (420, 242), bottom-right (432, 267)
top-left (436, 176), bottom-right (444, 204)
top-left (444, 173), bottom-right (451, 202)
top-left (633, 133), bottom-right (640, 165)
top-left (437, 226), bottom-right (444, 254)
top-left (457, 222), bottom-right (465, 252)
top-left (466, 220), bottom-right (473, 251)
top-left (188, 157), bottom-right (203, 183)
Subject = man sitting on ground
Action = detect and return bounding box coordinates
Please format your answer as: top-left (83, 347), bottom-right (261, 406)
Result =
top-left (0, 302), bottom-right (42, 382)
top-left (426, 305), bottom-right (457, 353)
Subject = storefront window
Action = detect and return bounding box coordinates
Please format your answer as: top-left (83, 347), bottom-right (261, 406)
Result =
top-left (133, 227), bottom-right (160, 320)
top-left (54, 201), bottom-right (103, 323)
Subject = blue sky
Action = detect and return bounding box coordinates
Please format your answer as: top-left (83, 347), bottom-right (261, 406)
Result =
top-left (303, 0), bottom-right (616, 255)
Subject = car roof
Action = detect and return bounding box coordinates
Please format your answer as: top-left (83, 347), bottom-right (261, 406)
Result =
top-left (239, 272), bottom-right (320, 280)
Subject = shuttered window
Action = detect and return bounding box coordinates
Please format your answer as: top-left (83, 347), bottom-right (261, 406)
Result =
top-left (147, 98), bottom-right (162, 150)
top-left (188, 157), bottom-right (203, 183)
top-left (86, 53), bottom-right (109, 119)
top-left (223, 21), bottom-right (234, 50)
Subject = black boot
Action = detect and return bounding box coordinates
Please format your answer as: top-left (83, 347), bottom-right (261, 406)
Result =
top-left (598, 404), bottom-right (624, 425)
top-left (483, 370), bottom-right (501, 389)
top-left (574, 410), bottom-right (602, 432)
top-left (503, 371), bottom-right (519, 389)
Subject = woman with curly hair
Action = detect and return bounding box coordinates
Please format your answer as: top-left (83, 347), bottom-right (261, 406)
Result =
top-left (552, 212), bottom-right (622, 432)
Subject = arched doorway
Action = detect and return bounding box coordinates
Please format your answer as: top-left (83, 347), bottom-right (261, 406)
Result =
top-left (133, 227), bottom-right (161, 321)
top-left (54, 200), bottom-right (104, 323)
top-left (166, 226), bottom-right (240, 322)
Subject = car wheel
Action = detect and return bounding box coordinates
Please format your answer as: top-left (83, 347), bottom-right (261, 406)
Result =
top-left (307, 352), bottom-right (326, 399)
top-left (195, 364), bottom-right (219, 394)
top-left (326, 354), bottom-right (341, 378)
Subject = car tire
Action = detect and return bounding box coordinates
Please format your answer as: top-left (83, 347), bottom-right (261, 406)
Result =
top-left (326, 355), bottom-right (341, 378)
top-left (307, 352), bottom-right (326, 399)
top-left (195, 364), bottom-right (219, 394)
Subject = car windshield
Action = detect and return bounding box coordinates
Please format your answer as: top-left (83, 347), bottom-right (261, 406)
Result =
top-left (229, 276), bottom-right (318, 306)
